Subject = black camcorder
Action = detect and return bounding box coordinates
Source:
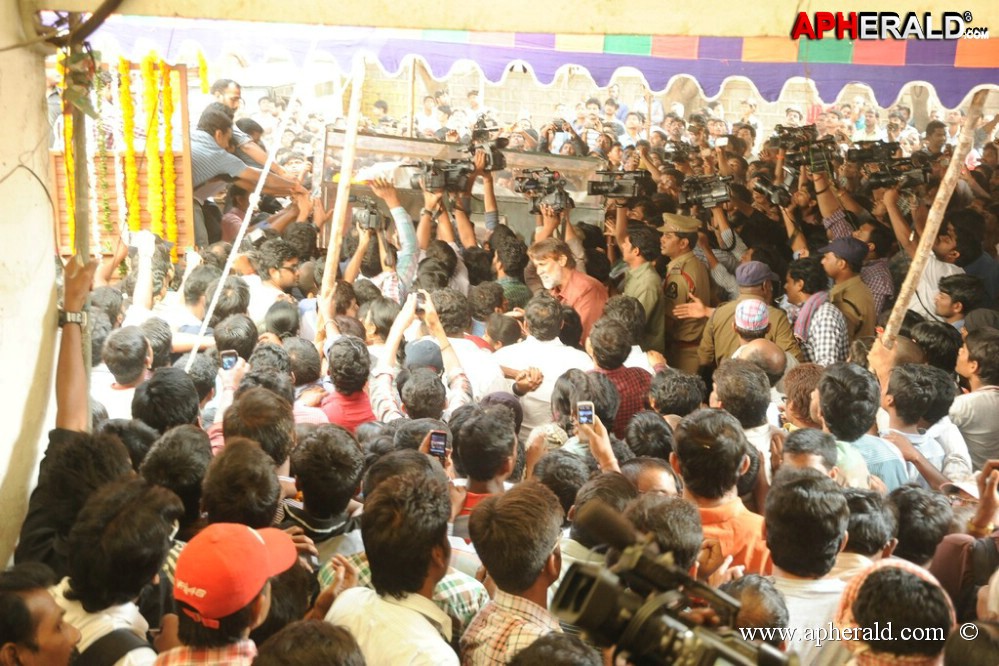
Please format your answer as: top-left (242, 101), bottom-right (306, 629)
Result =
top-left (513, 167), bottom-right (572, 214)
top-left (774, 124), bottom-right (818, 151)
top-left (846, 141), bottom-right (901, 163)
top-left (783, 137), bottom-right (837, 175)
top-left (662, 141), bottom-right (690, 163)
top-left (470, 117), bottom-right (508, 172)
top-left (408, 159), bottom-right (474, 193)
top-left (679, 174), bottom-right (732, 209)
top-left (350, 196), bottom-right (384, 230)
top-left (865, 157), bottom-right (930, 190)
top-left (552, 501), bottom-right (796, 666)
top-left (753, 174), bottom-right (793, 208)
top-left (587, 170), bottom-right (656, 199)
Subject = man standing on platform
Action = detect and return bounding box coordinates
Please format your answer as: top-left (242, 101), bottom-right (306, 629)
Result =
top-left (614, 206), bottom-right (665, 352)
top-left (659, 213), bottom-right (711, 373)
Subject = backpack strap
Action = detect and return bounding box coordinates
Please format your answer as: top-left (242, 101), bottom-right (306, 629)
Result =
top-left (76, 628), bottom-right (150, 666)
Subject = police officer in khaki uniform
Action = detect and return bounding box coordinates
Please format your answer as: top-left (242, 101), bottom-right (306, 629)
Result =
top-left (658, 213), bottom-right (712, 374)
top-left (820, 237), bottom-right (877, 343)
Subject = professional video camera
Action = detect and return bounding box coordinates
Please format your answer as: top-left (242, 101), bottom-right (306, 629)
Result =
top-left (552, 501), bottom-right (796, 666)
top-left (678, 174), bottom-right (732, 209)
top-left (408, 159), bottom-right (474, 193)
top-left (350, 196), bottom-right (384, 230)
top-left (865, 157), bottom-right (930, 190)
top-left (587, 170), bottom-right (656, 199)
top-left (773, 124), bottom-right (818, 150)
top-left (662, 141), bottom-right (689, 163)
top-left (846, 140), bottom-right (901, 163)
top-left (752, 174), bottom-right (792, 208)
top-left (469, 117), bottom-right (508, 171)
top-left (513, 167), bottom-right (572, 214)
top-left (783, 136), bottom-right (837, 175)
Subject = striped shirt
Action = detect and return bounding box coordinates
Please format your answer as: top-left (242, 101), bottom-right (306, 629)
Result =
top-left (189, 129), bottom-right (246, 191)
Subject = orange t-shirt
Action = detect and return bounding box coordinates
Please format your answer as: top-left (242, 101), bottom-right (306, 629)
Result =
top-left (699, 499), bottom-right (773, 575)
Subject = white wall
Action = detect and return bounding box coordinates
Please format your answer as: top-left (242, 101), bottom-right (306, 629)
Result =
top-left (0, 2), bottom-right (58, 565)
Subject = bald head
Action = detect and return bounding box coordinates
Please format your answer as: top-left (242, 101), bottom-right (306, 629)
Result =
top-left (736, 339), bottom-right (787, 388)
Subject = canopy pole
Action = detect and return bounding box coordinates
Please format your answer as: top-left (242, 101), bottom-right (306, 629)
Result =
top-left (318, 55), bottom-right (366, 332)
top-left (644, 90), bottom-right (652, 139)
top-left (408, 58), bottom-right (416, 138)
top-left (881, 88), bottom-right (989, 348)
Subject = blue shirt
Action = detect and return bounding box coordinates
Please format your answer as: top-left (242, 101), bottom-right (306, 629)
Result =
top-left (964, 252), bottom-right (999, 306)
top-left (847, 434), bottom-right (908, 491)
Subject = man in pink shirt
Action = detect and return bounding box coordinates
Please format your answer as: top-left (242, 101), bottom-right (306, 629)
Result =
top-left (528, 237), bottom-right (607, 343)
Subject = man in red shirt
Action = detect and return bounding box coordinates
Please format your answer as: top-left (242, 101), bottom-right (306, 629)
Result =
top-left (528, 237), bottom-right (607, 343)
top-left (320, 336), bottom-right (375, 432)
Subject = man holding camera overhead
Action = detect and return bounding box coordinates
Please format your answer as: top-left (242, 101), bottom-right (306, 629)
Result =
top-left (658, 213), bottom-right (712, 374)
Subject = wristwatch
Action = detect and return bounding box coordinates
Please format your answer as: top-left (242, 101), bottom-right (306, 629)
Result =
top-left (58, 310), bottom-right (88, 328)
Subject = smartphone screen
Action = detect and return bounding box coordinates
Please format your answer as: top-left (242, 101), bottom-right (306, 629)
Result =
top-left (221, 350), bottom-right (238, 371)
top-left (429, 430), bottom-right (448, 463)
top-left (577, 401), bottom-right (594, 425)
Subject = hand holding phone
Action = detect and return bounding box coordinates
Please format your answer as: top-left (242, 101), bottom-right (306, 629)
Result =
top-left (429, 430), bottom-right (448, 465)
top-left (221, 350), bottom-right (239, 371)
top-left (576, 401), bottom-right (595, 425)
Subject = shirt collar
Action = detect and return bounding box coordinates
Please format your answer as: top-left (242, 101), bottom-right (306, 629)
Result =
top-left (492, 590), bottom-right (561, 632)
top-left (383, 592), bottom-right (454, 642)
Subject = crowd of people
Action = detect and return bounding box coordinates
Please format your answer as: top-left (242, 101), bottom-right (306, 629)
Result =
top-left (5, 74), bottom-right (999, 665)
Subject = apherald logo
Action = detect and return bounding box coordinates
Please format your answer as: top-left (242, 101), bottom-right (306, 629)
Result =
top-left (791, 11), bottom-right (989, 40)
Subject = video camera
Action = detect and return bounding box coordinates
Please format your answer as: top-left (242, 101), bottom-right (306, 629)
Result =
top-left (552, 501), bottom-right (796, 666)
top-left (513, 167), bottom-right (572, 215)
top-left (752, 174), bottom-right (793, 208)
top-left (865, 157), bottom-right (930, 190)
top-left (350, 196), bottom-right (384, 230)
top-left (679, 174), bottom-right (732, 209)
top-left (663, 141), bottom-right (690, 163)
top-left (774, 124), bottom-right (818, 151)
top-left (783, 136), bottom-right (837, 175)
top-left (846, 141), bottom-right (901, 163)
top-left (469, 117), bottom-right (508, 172)
top-left (587, 170), bottom-right (656, 199)
top-left (408, 159), bottom-right (474, 193)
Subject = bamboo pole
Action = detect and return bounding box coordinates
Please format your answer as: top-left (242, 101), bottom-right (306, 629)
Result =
top-left (644, 90), bottom-right (653, 139)
top-left (319, 56), bottom-right (366, 303)
top-left (408, 57), bottom-right (416, 138)
top-left (881, 88), bottom-right (989, 348)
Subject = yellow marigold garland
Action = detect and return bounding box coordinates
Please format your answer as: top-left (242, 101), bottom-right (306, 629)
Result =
top-left (119, 57), bottom-right (140, 231)
top-left (198, 51), bottom-right (209, 94)
top-left (59, 53), bottom-right (75, 254)
top-left (161, 62), bottom-right (178, 260)
top-left (143, 53), bottom-right (163, 238)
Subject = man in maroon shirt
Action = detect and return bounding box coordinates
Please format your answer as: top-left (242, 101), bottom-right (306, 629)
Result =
top-left (587, 317), bottom-right (652, 439)
top-left (528, 237), bottom-right (607, 343)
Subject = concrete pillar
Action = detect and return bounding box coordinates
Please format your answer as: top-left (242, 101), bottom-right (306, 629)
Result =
top-left (0, 2), bottom-right (58, 565)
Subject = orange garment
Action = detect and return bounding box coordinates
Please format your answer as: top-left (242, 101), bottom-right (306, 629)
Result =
top-left (699, 498), bottom-right (772, 575)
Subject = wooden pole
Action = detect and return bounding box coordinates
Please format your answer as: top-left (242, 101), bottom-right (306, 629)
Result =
top-left (408, 57), bottom-right (416, 138)
top-left (644, 90), bottom-right (653, 139)
top-left (320, 56), bottom-right (366, 300)
top-left (67, 13), bottom-right (92, 428)
top-left (881, 88), bottom-right (989, 348)
top-left (177, 66), bottom-right (195, 250)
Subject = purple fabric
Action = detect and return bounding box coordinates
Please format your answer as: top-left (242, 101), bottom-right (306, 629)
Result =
top-left (93, 17), bottom-right (996, 107)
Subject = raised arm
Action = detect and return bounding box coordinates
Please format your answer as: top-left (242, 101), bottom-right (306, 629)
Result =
top-left (56, 255), bottom-right (98, 431)
top-left (343, 227), bottom-right (372, 283)
top-left (883, 187), bottom-right (918, 257)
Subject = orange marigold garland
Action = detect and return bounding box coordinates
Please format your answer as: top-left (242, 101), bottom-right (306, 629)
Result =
top-left (62, 98), bottom-right (76, 254)
top-left (142, 53), bottom-right (163, 237)
top-left (119, 57), bottom-right (140, 231)
top-left (162, 62), bottom-right (178, 259)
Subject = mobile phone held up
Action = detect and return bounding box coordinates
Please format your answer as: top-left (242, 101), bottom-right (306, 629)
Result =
top-left (221, 350), bottom-right (238, 371)
top-left (429, 430), bottom-right (448, 465)
top-left (577, 401), bottom-right (595, 426)
top-left (415, 292), bottom-right (426, 313)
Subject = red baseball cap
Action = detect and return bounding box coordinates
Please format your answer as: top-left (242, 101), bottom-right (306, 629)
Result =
top-left (174, 523), bottom-right (296, 628)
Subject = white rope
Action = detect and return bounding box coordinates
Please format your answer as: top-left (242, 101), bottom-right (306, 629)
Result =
top-left (184, 36), bottom-right (322, 372)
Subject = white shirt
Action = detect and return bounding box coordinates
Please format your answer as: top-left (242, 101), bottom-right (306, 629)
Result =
top-left (908, 254), bottom-right (963, 320)
top-left (492, 336), bottom-right (594, 440)
top-left (247, 280), bottom-right (287, 328)
top-left (773, 575), bottom-right (847, 665)
top-left (90, 364), bottom-right (137, 421)
top-left (447, 337), bottom-right (507, 400)
top-left (52, 578), bottom-right (156, 666)
top-left (949, 387), bottom-right (999, 470)
top-left (624, 346), bottom-right (655, 374)
top-left (743, 424), bottom-right (775, 484)
top-left (925, 415), bottom-right (973, 481)
top-left (325, 587), bottom-right (458, 666)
